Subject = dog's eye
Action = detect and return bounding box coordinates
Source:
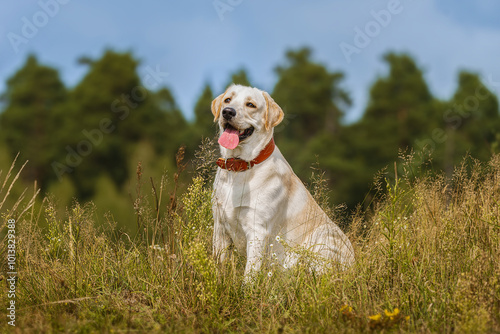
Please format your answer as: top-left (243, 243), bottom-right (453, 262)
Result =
top-left (246, 102), bottom-right (256, 108)
top-left (224, 98), bottom-right (231, 103)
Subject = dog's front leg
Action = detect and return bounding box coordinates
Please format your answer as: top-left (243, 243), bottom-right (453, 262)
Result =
top-left (244, 236), bottom-right (267, 279)
top-left (213, 219), bottom-right (232, 263)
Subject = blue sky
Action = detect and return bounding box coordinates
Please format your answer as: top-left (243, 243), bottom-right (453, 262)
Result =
top-left (1, 0), bottom-right (500, 123)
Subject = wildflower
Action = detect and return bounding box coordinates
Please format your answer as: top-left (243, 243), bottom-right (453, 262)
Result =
top-left (269, 243), bottom-right (273, 248)
top-left (368, 313), bottom-right (381, 321)
top-left (384, 308), bottom-right (400, 320)
top-left (267, 272), bottom-right (273, 277)
top-left (340, 305), bottom-right (353, 314)
top-left (283, 264), bottom-right (288, 269)
top-left (275, 235), bottom-right (281, 242)
top-left (340, 305), bottom-right (355, 320)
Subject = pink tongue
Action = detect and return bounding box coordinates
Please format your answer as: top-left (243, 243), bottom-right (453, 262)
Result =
top-left (218, 127), bottom-right (240, 149)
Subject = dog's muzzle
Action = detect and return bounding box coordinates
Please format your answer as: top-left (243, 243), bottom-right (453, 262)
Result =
top-left (223, 107), bottom-right (236, 120)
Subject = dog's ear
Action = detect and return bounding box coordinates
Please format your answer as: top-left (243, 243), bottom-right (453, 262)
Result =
top-left (211, 86), bottom-right (232, 122)
top-left (211, 92), bottom-right (225, 122)
top-left (263, 91), bottom-right (284, 131)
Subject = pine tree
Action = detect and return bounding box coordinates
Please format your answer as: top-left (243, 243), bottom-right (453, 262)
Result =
top-left (150, 87), bottom-right (188, 156)
top-left (442, 71), bottom-right (499, 172)
top-left (273, 47), bottom-right (351, 142)
top-left (0, 54), bottom-right (67, 188)
top-left (359, 52), bottom-right (437, 168)
top-left (61, 50), bottom-right (145, 198)
top-left (225, 68), bottom-right (252, 88)
top-left (327, 53), bottom-right (437, 207)
top-left (271, 47), bottom-right (351, 178)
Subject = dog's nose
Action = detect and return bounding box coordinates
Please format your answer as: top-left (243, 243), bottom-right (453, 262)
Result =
top-left (222, 107), bottom-right (236, 120)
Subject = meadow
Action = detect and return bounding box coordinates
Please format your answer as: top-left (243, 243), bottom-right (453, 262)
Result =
top-left (1, 144), bottom-right (499, 333)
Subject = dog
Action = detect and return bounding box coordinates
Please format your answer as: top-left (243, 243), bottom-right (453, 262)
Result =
top-left (211, 84), bottom-right (354, 277)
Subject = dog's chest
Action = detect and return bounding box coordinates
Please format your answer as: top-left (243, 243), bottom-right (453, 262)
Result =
top-left (213, 169), bottom-right (257, 216)
top-left (213, 168), bottom-right (276, 243)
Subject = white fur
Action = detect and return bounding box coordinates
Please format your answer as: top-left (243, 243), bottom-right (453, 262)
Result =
top-left (211, 85), bottom-right (354, 277)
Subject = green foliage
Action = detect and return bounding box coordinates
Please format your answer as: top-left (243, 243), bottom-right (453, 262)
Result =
top-left (44, 199), bottom-right (67, 259)
top-left (180, 177), bottom-right (218, 307)
top-left (0, 55), bottom-right (67, 189)
top-left (61, 50), bottom-right (142, 198)
top-left (273, 47), bottom-right (351, 141)
top-left (193, 83), bottom-right (216, 142)
top-left (441, 71), bottom-right (499, 167)
top-left (0, 139), bottom-right (12, 179)
top-left (352, 53), bottom-right (437, 190)
top-left (225, 68), bottom-right (252, 88)
top-left (271, 47), bottom-right (352, 185)
top-left (302, 52), bottom-right (499, 208)
top-left (185, 241), bottom-right (218, 306)
top-left (92, 174), bottom-right (134, 231)
top-left (144, 87), bottom-right (189, 156)
top-left (180, 176), bottom-right (213, 246)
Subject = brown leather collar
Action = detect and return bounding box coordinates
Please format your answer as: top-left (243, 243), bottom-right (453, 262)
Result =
top-left (216, 138), bottom-right (275, 172)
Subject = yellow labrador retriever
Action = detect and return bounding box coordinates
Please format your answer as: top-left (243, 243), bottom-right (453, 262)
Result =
top-left (211, 84), bottom-right (354, 277)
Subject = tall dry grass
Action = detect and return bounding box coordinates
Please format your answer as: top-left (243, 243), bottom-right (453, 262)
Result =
top-left (1, 144), bottom-right (499, 333)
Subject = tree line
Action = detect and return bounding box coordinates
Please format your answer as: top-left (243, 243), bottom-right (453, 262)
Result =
top-left (1, 47), bottom-right (499, 209)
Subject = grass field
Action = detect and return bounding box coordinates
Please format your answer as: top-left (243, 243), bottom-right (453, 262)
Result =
top-left (1, 148), bottom-right (499, 333)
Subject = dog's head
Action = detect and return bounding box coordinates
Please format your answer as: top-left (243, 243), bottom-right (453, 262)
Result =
top-left (211, 84), bottom-right (284, 158)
